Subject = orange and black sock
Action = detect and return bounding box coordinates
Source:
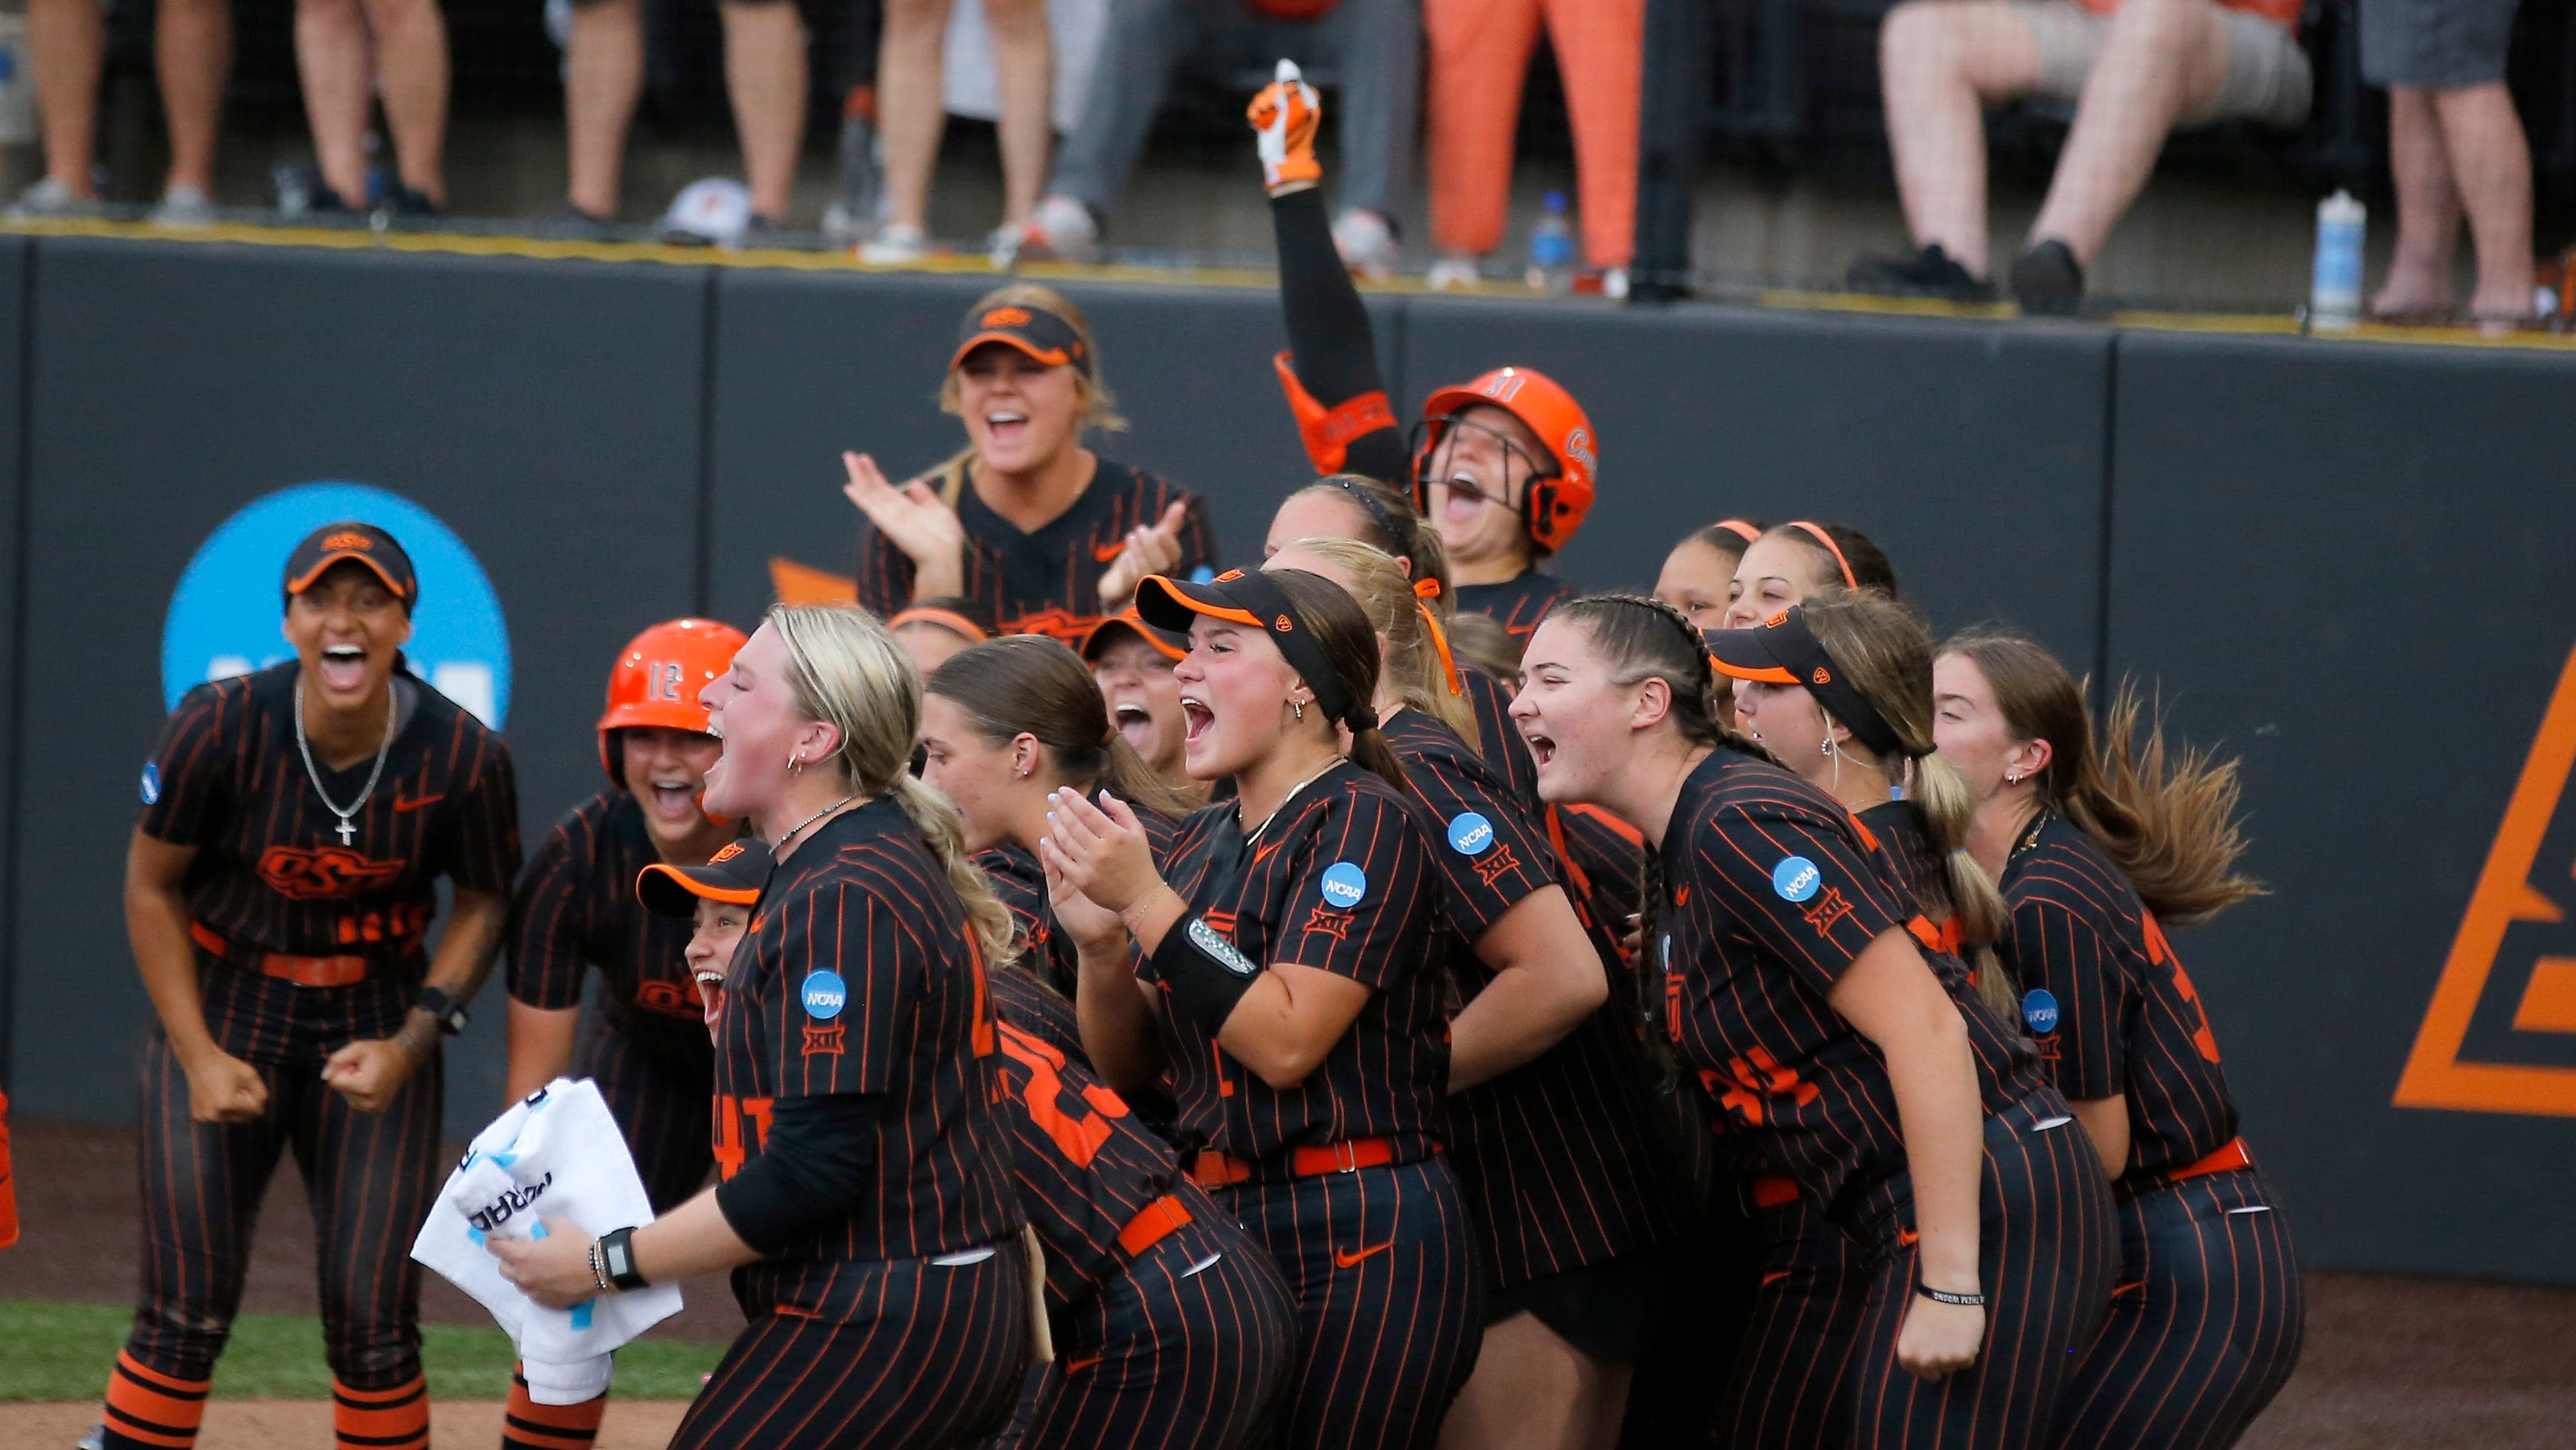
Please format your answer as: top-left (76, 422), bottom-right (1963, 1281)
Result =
top-left (332, 1373), bottom-right (429, 1450)
top-left (502, 1364), bottom-right (609, 1450)
top-left (97, 1349), bottom-right (210, 1449)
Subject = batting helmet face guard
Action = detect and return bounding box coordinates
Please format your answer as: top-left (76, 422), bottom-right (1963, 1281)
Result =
top-left (600, 618), bottom-right (751, 786)
top-left (1412, 366), bottom-right (1598, 555)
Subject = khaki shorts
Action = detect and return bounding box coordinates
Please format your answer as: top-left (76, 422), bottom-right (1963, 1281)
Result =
top-left (2014, 1), bottom-right (2313, 128)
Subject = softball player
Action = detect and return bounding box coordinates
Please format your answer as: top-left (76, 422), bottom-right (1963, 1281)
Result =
top-left (890, 597), bottom-right (999, 680)
top-left (1653, 519), bottom-right (1764, 629)
top-left (843, 285), bottom-right (1219, 646)
top-left (490, 605), bottom-right (1033, 1450)
top-left (1249, 72), bottom-right (1593, 642)
top-left (1514, 594), bottom-right (2114, 1449)
top-left (1936, 631), bottom-right (2304, 1450)
top-left (92, 523), bottom-right (521, 1450)
top-left (1042, 567), bottom-right (1482, 1449)
top-left (1721, 520), bottom-right (1901, 629)
top-left (1080, 608), bottom-right (1201, 803)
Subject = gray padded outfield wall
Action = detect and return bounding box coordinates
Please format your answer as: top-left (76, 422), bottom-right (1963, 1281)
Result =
top-left (3, 232), bottom-right (2574, 1287)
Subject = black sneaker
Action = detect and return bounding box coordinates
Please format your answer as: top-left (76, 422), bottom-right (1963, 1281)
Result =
top-left (1846, 244), bottom-right (1997, 301)
top-left (2009, 239), bottom-right (2085, 316)
top-left (540, 201), bottom-right (620, 241)
top-left (390, 186), bottom-right (441, 218)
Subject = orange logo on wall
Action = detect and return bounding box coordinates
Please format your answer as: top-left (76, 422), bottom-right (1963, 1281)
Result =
top-left (2395, 643), bottom-right (2576, 1117)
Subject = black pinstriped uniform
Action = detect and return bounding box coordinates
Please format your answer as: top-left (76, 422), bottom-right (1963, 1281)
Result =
top-left (2000, 814), bottom-right (2304, 1450)
top-left (118, 663), bottom-right (519, 1404)
top-left (979, 810), bottom-right (1177, 1000)
top-left (1457, 667), bottom-right (1539, 809)
top-left (1658, 750), bottom-right (2112, 1450)
top-left (1377, 710), bottom-right (1678, 1334)
top-left (508, 791), bottom-right (716, 1212)
top-left (1454, 570), bottom-right (1573, 642)
top-left (1146, 762), bottom-right (1481, 1450)
top-left (854, 461), bottom-right (1216, 647)
top-left (979, 967), bottom-right (1297, 1450)
top-left (675, 799), bottom-right (1030, 1450)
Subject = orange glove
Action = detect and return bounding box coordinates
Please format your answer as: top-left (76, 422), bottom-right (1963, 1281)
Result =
top-left (1247, 60), bottom-right (1323, 197)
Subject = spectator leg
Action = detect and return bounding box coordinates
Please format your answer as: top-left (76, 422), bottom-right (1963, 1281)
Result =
top-left (363, 0), bottom-right (450, 204)
top-left (877, 0), bottom-right (955, 232)
top-left (1544, 0), bottom-right (1645, 270)
top-left (1876, 1), bottom-right (2043, 279)
top-left (1424, 0), bottom-right (1545, 258)
top-left (2024, 0), bottom-right (2229, 266)
top-left (156, 0), bottom-right (233, 196)
top-left (719, 0), bottom-right (811, 223)
top-left (1321, 0), bottom-right (1422, 225)
top-left (292, 0), bottom-right (376, 208)
top-left (1042, 0), bottom-right (1191, 225)
top-left (2374, 85), bottom-right (2459, 316)
top-left (983, 0), bottom-right (1051, 230)
top-left (1437, 1312), bottom-right (1633, 1450)
top-left (27, 0), bottom-right (105, 196)
top-left (2431, 81), bottom-right (2535, 319)
top-left (566, 0), bottom-right (646, 218)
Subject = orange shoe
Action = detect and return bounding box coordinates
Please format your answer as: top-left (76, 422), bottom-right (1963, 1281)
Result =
top-left (1247, 60), bottom-right (1323, 197)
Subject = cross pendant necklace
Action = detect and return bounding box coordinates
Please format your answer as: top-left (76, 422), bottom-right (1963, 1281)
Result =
top-left (294, 678), bottom-right (397, 849)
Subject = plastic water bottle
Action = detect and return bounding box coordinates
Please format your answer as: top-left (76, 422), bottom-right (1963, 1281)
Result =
top-left (1526, 192), bottom-right (1576, 294)
top-left (2310, 190), bottom-right (2365, 331)
top-left (0, 14), bottom-right (35, 147)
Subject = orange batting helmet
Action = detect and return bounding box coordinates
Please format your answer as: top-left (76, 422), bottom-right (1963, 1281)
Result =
top-left (599, 618), bottom-right (749, 786)
top-left (1413, 366), bottom-right (1598, 556)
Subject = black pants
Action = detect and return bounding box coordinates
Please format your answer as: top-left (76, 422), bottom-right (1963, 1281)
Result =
top-left (1843, 1090), bottom-right (2117, 1450)
top-left (2048, 1167), bottom-right (2305, 1450)
top-left (1724, 1188), bottom-right (1868, 1449)
top-left (123, 966), bottom-right (444, 1390)
top-left (1001, 1216), bottom-right (1299, 1450)
top-left (576, 1018), bottom-right (712, 1214)
top-left (1223, 1158), bottom-right (1484, 1450)
top-left (673, 1240), bottom-right (1034, 1449)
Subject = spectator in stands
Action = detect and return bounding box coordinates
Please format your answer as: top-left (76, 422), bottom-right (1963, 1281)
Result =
top-left (2365, 0), bottom-right (2535, 323)
top-left (1017, 0), bottom-right (1419, 278)
top-left (861, 0), bottom-right (1051, 262)
top-left (559, 0), bottom-right (809, 229)
top-left (16, 0), bottom-right (229, 221)
top-left (1422, 0), bottom-right (1643, 291)
top-left (295, 0), bottom-right (453, 213)
top-left (1852, 0), bottom-right (2310, 312)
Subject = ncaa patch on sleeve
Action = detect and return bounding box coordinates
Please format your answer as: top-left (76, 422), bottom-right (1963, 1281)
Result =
top-left (2021, 987), bottom-right (2060, 1035)
top-left (1319, 861), bottom-right (1368, 908)
top-left (140, 762), bottom-right (161, 806)
top-left (1771, 856), bottom-right (1821, 903)
top-left (1447, 812), bottom-right (1495, 856)
top-left (802, 969), bottom-right (848, 1021)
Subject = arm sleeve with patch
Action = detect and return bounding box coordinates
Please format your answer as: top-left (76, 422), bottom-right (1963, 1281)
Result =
top-left (138, 684), bottom-right (236, 847)
top-left (762, 878), bottom-right (911, 1097)
top-left (1269, 790), bottom-right (1433, 989)
top-left (445, 737), bottom-right (524, 894)
top-left (1407, 752), bottom-right (1558, 940)
top-left (505, 824), bottom-right (589, 1010)
top-left (1696, 805), bottom-right (1909, 998)
top-left (2004, 888), bottom-right (2128, 1101)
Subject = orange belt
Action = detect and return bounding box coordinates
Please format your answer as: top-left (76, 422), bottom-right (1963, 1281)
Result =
top-left (1193, 1136), bottom-right (1401, 1189)
top-left (2164, 1137), bottom-right (2253, 1184)
top-left (1114, 1194), bottom-right (1195, 1259)
top-left (1750, 1174), bottom-right (1801, 1210)
top-left (191, 921), bottom-right (371, 989)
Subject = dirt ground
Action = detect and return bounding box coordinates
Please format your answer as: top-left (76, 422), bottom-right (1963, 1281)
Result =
top-left (10, 1118), bottom-right (2576, 1448)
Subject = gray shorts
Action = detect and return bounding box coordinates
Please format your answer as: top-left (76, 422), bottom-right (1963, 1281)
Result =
top-left (2015, 1), bottom-right (2313, 128)
top-left (2360, 0), bottom-right (2520, 89)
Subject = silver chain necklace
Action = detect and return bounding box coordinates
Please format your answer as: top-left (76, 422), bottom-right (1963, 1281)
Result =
top-left (771, 795), bottom-right (857, 853)
top-left (293, 678), bottom-right (397, 847)
top-left (1241, 758), bottom-right (1342, 844)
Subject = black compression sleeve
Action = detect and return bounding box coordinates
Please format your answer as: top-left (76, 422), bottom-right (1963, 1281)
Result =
top-left (1151, 915), bottom-right (1264, 1034)
top-left (713, 1094), bottom-right (881, 1256)
top-left (1272, 188), bottom-right (1410, 486)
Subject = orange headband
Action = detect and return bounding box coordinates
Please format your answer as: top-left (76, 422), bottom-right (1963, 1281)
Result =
top-left (1715, 518), bottom-right (1761, 545)
top-left (1785, 521), bottom-right (1857, 589)
top-left (887, 606), bottom-right (989, 643)
top-left (1410, 577), bottom-right (1463, 696)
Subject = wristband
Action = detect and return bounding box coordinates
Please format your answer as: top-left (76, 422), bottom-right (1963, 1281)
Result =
top-left (586, 1239), bottom-right (613, 1294)
top-left (1915, 1278), bottom-right (1985, 1308)
top-left (597, 1225), bottom-right (648, 1291)
top-left (1150, 913), bottom-right (1263, 1033)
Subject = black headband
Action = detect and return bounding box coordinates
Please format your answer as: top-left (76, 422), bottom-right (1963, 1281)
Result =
top-left (1135, 568), bottom-right (1377, 733)
top-left (1705, 607), bottom-right (1909, 759)
top-left (1326, 477), bottom-right (1407, 560)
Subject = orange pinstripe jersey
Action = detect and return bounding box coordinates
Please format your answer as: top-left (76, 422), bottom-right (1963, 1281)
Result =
top-left (1856, 801), bottom-right (2045, 1103)
top-left (1454, 569), bottom-right (1574, 644)
top-left (508, 791), bottom-right (715, 1069)
top-left (978, 808), bottom-right (1177, 999)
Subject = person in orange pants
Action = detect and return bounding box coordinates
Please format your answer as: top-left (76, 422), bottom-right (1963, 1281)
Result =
top-left (1423, 0), bottom-right (1645, 290)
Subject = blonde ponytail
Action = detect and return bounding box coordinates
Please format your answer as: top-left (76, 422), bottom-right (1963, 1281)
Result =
top-left (1913, 751), bottom-right (2016, 1014)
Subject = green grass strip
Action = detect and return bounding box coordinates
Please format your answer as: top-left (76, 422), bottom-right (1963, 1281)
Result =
top-left (0, 1300), bottom-right (720, 1402)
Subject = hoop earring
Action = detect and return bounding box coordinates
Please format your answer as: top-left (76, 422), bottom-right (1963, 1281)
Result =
top-left (1820, 736), bottom-right (1832, 757)
top-left (789, 751), bottom-right (805, 775)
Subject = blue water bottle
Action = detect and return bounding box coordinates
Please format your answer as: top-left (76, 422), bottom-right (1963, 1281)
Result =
top-left (2310, 190), bottom-right (2365, 331)
top-left (1526, 192), bottom-right (1576, 294)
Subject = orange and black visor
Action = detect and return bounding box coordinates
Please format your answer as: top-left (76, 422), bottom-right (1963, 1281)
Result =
top-left (283, 522), bottom-right (417, 611)
top-left (1136, 568), bottom-right (1369, 729)
top-left (1080, 606), bottom-right (1187, 664)
top-left (1704, 605), bottom-right (1906, 758)
top-left (951, 302), bottom-right (1092, 378)
top-left (637, 837), bottom-right (773, 917)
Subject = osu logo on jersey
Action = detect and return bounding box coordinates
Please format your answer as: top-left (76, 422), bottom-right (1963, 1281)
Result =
top-left (258, 845), bottom-right (405, 900)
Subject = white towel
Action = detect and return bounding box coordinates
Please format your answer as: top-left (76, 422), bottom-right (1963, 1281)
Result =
top-left (410, 1078), bottom-right (683, 1403)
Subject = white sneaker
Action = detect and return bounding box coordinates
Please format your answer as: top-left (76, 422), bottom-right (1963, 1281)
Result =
top-left (858, 222), bottom-right (928, 266)
top-left (1601, 266), bottom-right (1629, 301)
top-left (10, 177), bottom-right (102, 220)
top-left (1426, 253), bottom-right (1481, 291)
top-left (1018, 195), bottom-right (1098, 264)
top-left (1332, 208), bottom-right (1399, 279)
top-left (151, 184), bottom-right (216, 227)
top-left (986, 223), bottom-right (1023, 269)
top-left (820, 200), bottom-right (871, 247)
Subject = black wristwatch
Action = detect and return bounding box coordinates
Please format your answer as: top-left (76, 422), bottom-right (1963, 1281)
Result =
top-left (599, 1225), bottom-right (650, 1291)
top-left (415, 985), bottom-right (469, 1037)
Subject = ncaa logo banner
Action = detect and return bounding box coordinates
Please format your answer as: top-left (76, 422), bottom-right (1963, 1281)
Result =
top-left (162, 482), bottom-right (514, 728)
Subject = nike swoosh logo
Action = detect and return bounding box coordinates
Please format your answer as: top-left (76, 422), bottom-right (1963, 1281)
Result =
top-left (1333, 1240), bottom-right (1394, 1269)
top-left (393, 793), bottom-right (444, 813)
top-left (1063, 1354), bottom-right (1104, 1374)
top-left (1897, 1225), bottom-right (1920, 1247)
top-left (1254, 839), bottom-right (1285, 866)
top-left (1093, 540), bottom-right (1127, 563)
top-left (1760, 1270), bottom-right (1790, 1287)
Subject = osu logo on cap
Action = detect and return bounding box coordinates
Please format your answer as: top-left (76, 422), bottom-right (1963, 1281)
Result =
top-left (322, 531), bottom-right (374, 551)
top-left (711, 842), bottom-right (744, 863)
top-left (1765, 610), bottom-right (1789, 628)
top-left (1275, 614), bottom-right (1294, 632)
top-left (983, 306), bottom-right (1033, 328)
top-left (1216, 568), bottom-right (1245, 583)
top-left (1813, 667), bottom-right (1832, 685)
